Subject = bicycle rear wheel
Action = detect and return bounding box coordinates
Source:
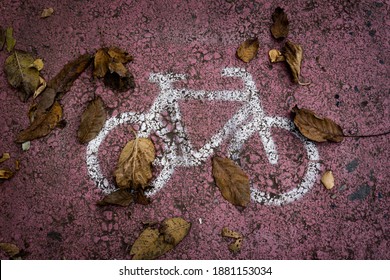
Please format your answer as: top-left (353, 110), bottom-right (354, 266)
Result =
top-left (227, 116), bottom-right (320, 206)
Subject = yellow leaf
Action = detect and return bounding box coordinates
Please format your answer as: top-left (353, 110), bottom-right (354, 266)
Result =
top-left (41, 8), bottom-right (54, 18)
top-left (268, 49), bottom-right (285, 63)
top-left (0, 169), bottom-right (14, 180)
top-left (0, 153), bottom-right (10, 163)
top-left (321, 170), bottom-right (335, 190)
top-left (5, 27), bottom-right (16, 52)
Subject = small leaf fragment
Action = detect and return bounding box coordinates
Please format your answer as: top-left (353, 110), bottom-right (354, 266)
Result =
top-left (16, 101), bottom-right (63, 143)
top-left (282, 41), bottom-right (310, 85)
top-left (22, 141), bottom-right (31, 151)
top-left (41, 7), bottom-right (54, 18)
top-left (321, 170), bottom-right (335, 190)
top-left (212, 156), bottom-right (250, 207)
top-left (292, 106), bottom-right (344, 142)
top-left (0, 153), bottom-right (11, 163)
top-left (228, 238), bottom-right (243, 253)
top-left (271, 7), bottom-right (289, 39)
top-left (97, 189), bottom-right (133, 206)
top-left (236, 38), bottom-right (259, 63)
top-left (0, 169), bottom-right (14, 180)
top-left (221, 227), bottom-right (242, 239)
top-left (15, 160), bottom-right (20, 171)
top-left (114, 137), bottom-right (155, 190)
top-left (5, 50), bottom-right (40, 102)
top-left (5, 27), bottom-right (16, 52)
top-left (77, 96), bottom-right (107, 144)
top-left (0, 243), bottom-right (20, 258)
top-left (31, 58), bottom-right (44, 71)
top-left (268, 49), bottom-right (285, 62)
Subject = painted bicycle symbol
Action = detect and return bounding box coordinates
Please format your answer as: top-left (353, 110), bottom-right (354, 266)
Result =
top-left (86, 68), bottom-right (320, 206)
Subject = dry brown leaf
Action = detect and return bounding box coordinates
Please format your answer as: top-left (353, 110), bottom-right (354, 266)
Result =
top-left (268, 49), bottom-right (285, 63)
top-left (107, 46), bottom-right (133, 64)
top-left (34, 87), bottom-right (57, 114)
top-left (108, 61), bottom-right (128, 77)
top-left (133, 190), bottom-right (151, 205)
top-left (160, 217), bottom-right (191, 246)
top-left (93, 48), bottom-right (110, 78)
top-left (282, 41), bottom-right (310, 85)
top-left (228, 238), bottom-right (243, 253)
top-left (5, 50), bottom-right (40, 102)
top-left (48, 53), bottom-right (92, 96)
top-left (321, 170), bottom-right (335, 190)
top-left (236, 38), bottom-right (259, 63)
top-left (130, 217), bottom-right (191, 260)
top-left (271, 7), bottom-right (289, 39)
top-left (5, 27), bottom-right (16, 52)
top-left (0, 243), bottom-right (20, 258)
top-left (0, 153), bottom-right (11, 163)
top-left (16, 101), bottom-right (63, 143)
top-left (0, 169), bottom-right (14, 180)
top-left (130, 227), bottom-right (165, 260)
top-left (41, 7), bottom-right (54, 18)
top-left (77, 96), bottom-right (107, 144)
top-left (212, 156), bottom-right (250, 207)
top-left (114, 137), bottom-right (155, 190)
top-left (292, 106), bottom-right (344, 142)
top-left (104, 71), bottom-right (135, 92)
top-left (97, 189), bottom-right (133, 206)
top-left (15, 160), bottom-right (20, 171)
top-left (221, 227), bottom-right (242, 239)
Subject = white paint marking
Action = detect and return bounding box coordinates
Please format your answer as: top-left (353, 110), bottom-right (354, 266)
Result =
top-left (86, 68), bottom-right (320, 205)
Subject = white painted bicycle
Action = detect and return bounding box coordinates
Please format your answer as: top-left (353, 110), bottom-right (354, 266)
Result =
top-left (87, 68), bottom-right (320, 206)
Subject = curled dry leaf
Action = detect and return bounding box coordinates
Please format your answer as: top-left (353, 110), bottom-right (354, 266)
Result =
top-left (31, 58), bottom-right (44, 71)
top-left (0, 169), bottom-right (14, 180)
top-left (77, 96), bottom-right (107, 144)
top-left (5, 50), bottom-right (40, 102)
top-left (16, 101), bottom-right (63, 143)
top-left (94, 47), bottom-right (135, 92)
top-left (104, 71), bottom-right (135, 92)
top-left (5, 27), bottom-right (16, 52)
top-left (282, 41), bottom-right (310, 85)
top-left (0, 243), bottom-right (20, 258)
top-left (130, 217), bottom-right (191, 260)
top-left (269, 49), bottom-right (285, 63)
top-left (236, 38), bottom-right (259, 63)
top-left (0, 152), bottom-right (11, 163)
top-left (321, 170), bottom-right (335, 190)
top-left (33, 76), bottom-right (47, 99)
top-left (97, 189), bottom-right (133, 207)
top-left (292, 106), bottom-right (344, 142)
top-left (41, 7), bottom-right (54, 18)
top-left (114, 137), bottom-right (155, 189)
top-left (212, 156), bottom-right (250, 207)
top-left (271, 7), bottom-right (289, 39)
top-left (48, 53), bottom-right (92, 96)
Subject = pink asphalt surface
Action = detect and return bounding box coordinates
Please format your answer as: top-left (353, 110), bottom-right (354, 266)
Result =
top-left (0, 0), bottom-right (389, 259)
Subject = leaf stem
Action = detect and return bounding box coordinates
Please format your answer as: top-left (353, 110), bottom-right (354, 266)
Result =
top-left (344, 131), bottom-right (390, 138)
